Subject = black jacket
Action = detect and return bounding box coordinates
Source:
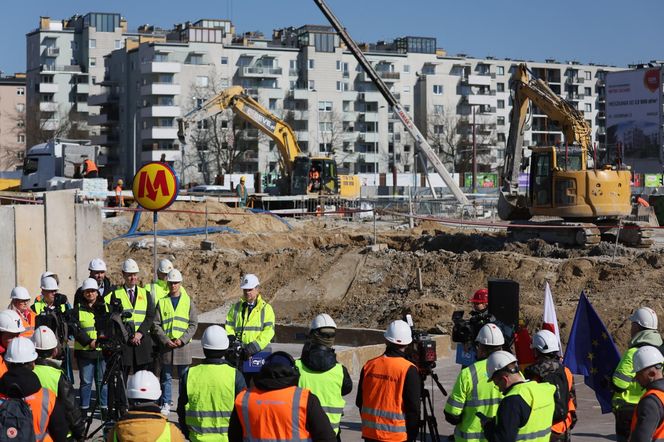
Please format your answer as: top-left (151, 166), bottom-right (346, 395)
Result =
top-left (0, 366), bottom-right (69, 442)
top-left (71, 299), bottom-right (107, 360)
top-left (107, 286), bottom-right (155, 368)
top-left (356, 347), bottom-right (421, 442)
top-left (74, 277), bottom-right (115, 306)
top-left (631, 378), bottom-right (664, 442)
top-left (300, 343), bottom-right (353, 396)
top-left (228, 362), bottom-right (336, 442)
top-left (35, 358), bottom-right (85, 440)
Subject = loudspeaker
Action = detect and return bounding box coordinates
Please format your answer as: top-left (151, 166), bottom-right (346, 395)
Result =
top-left (488, 279), bottom-right (519, 329)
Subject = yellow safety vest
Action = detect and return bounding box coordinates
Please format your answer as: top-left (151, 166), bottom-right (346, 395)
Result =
top-left (501, 381), bottom-right (555, 442)
top-left (33, 297), bottom-right (67, 315)
top-left (224, 294), bottom-right (275, 350)
top-left (157, 294), bottom-right (191, 340)
top-left (74, 307), bottom-right (103, 351)
top-left (612, 347), bottom-right (645, 409)
top-left (295, 359), bottom-right (345, 435)
top-left (185, 364), bottom-right (237, 441)
top-left (105, 287), bottom-right (148, 332)
top-left (34, 364), bottom-right (61, 394)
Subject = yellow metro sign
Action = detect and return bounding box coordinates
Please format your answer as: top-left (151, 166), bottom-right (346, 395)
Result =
top-left (132, 162), bottom-right (179, 211)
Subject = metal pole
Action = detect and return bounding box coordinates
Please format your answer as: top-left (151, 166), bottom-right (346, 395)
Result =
top-left (408, 187), bottom-right (414, 229)
top-left (472, 105), bottom-right (477, 194)
top-left (205, 200), bottom-right (209, 242)
top-left (612, 218), bottom-right (622, 262)
top-left (152, 211), bottom-right (158, 302)
top-left (133, 111), bottom-right (137, 177)
top-left (373, 210), bottom-right (377, 245)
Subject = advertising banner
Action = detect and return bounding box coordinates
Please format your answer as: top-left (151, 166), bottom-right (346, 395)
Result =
top-left (463, 172), bottom-right (497, 188)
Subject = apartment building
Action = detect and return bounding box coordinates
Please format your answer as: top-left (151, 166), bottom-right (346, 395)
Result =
top-left (0, 74), bottom-right (26, 170)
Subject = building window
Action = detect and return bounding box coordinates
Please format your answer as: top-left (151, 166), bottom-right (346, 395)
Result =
top-left (497, 83), bottom-right (505, 92)
top-left (433, 105), bottom-right (444, 114)
top-left (585, 103), bottom-right (592, 112)
top-left (497, 116), bottom-right (505, 125)
top-left (115, 40), bottom-right (122, 49)
top-left (17, 134), bottom-right (25, 143)
top-left (17, 120), bottom-right (25, 128)
top-left (497, 99), bottom-right (505, 109)
top-left (403, 85), bottom-right (411, 93)
top-left (269, 98), bottom-right (277, 110)
top-left (221, 57), bottom-right (228, 65)
top-left (16, 87), bottom-right (25, 95)
top-left (89, 57), bottom-right (96, 67)
top-left (308, 80), bottom-right (315, 90)
top-left (319, 143), bottom-right (332, 152)
top-left (196, 76), bottom-right (209, 87)
top-left (433, 85), bottom-right (443, 95)
top-left (187, 54), bottom-right (204, 65)
top-left (290, 60), bottom-right (297, 69)
top-left (318, 101), bottom-right (333, 112)
top-left (319, 122), bottom-right (333, 132)
top-left (15, 103), bottom-right (25, 112)
top-left (336, 60), bottom-right (341, 71)
top-left (433, 125), bottom-right (444, 134)
top-left (497, 66), bottom-right (505, 75)
top-left (497, 133), bottom-right (506, 142)
top-left (343, 101), bottom-right (351, 112)
top-left (308, 59), bottom-right (315, 70)
top-left (403, 65), bottom-right (410, 73)
top-left (584, 87), bottom-right (591, 96)
top-left (89, 39), bottom-right (96, 49)
top-left (585, 71), bottom-right (592, 80)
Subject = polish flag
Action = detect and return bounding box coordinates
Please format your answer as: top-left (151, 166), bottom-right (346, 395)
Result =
top-left (543, 282), bottom-right (562, 351)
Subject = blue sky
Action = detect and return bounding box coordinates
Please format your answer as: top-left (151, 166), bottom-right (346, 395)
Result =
top-left (3, 0), bottom-right (663, 74)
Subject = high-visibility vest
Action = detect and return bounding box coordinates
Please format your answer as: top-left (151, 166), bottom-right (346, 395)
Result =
top-left (157, 294), bottom-right (191, 340)
top-left (236, 386), bottom-right (312, 441)
top-left (74, 306), bottom-right (104, 351)
top-left (613, 347), bottom-right (645, 408)
top-left (83, 159), bottom-right (98, 174)
top-left (34, 364), bottom-right (62, 394)
top-left (500, 381), bottom-right (555, 442)
top-left (444, 358), bottom-right (503, 442)
top-left (145, 280), bottom-right (168, 302)
top-left (18, 310), bottom-right (35, 338)
top-left (0, 387), bottom-right (56, 442)
top-left (185, 364), bottom-right (237, 441)
top-left (295, 359), bottom-right (345, 435)
top-left (32, 297), bottom-right (67, 315)
top-left (551, 366), bottom-right (576, 434)
top-left (105, 287), bottom-right (148, 332)
top-left (224, 295), bottom-right (274, 350)
top-left (0, 355), bottom-right (6, 378)
top-left (630, 388), bottom-right (664, 439)
top-left (360, 355), bottom-right (415, 441)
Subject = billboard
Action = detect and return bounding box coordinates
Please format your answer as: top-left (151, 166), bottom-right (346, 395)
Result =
top-left (463, 172), bottom-right (498, 188)
top-left (606, 68), bottom-right (662, 172)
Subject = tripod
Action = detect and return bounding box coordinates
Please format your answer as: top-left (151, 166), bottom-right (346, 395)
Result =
top-left (418, 371), bottom-right (447, 442)
top-left (84, 348), bottom-right (128, 439)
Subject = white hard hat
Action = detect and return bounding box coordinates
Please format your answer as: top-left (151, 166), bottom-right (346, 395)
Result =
top-left (122, 258), bottom-right (139, 274)
top-left (384, 320), bottom-right (412, 345)
top-left (40, 271), bottom-right (55, 280)
top-left (40, 276), bottom-right (59, 291)
top-left (88, 258), bottom-right (107, 272)
top-left (311, 313), bottom-right (337, 331)
top-left (475, 323), bottom-right (505, 346)
top-left (0, 310), bottom-right (25, 333)
top-left (486, 350), bottom-right (518, 379)
top-left (202, 325), bottom-right (229, 350)
top-left (32, 326), bottom-right (58, 351)
top-left (630, 307), bottom-right (658, 330)
top-left (531, 329), bottom-right (560, 354)
top-left (10, 286), bottom-right (31, 301)
top-left (166, 269), bottom-right (183, 283)
top-left (158, 259), bottom-right (174, 274)
top-left (127, 370), bottom-right (161, 401)
top-left (4, 337), bottom-right (38, 363)
top-left (633, 346), bottom-right (664, 373)
top-left (80, 278), bottom-right (99, 292)
top-left (240, 274), bottom-right (259, 290)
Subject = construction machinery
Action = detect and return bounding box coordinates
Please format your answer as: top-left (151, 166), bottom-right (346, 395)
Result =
top-left (498, 64), bottom-right (652, 247)
top-left (177, 86), bottom-right (359, 198)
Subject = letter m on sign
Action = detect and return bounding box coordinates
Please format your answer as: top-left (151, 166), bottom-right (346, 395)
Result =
top-left (138, 170), bottom-right (170, 201)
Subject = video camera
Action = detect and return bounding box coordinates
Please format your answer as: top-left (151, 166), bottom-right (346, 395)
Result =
top-left (451, 310), bottom-right (476, 344)
top-left (94, 298), bottom-right (133, 353)
top-left (404, 315), bottom-right (437, 376)
top-left (35, 295), bottom-right (75, 344)
top-left (226, 337), bottom-right (246, 368)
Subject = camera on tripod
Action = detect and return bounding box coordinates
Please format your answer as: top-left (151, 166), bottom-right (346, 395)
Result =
top-left (95, 298), bottom-right (133, 352)
top-left (226, 337), bottom-right (246, 368)
top-left (404, 314), bottom-right (437, 376)
top-left (451, 310), bottom-right (477, 344)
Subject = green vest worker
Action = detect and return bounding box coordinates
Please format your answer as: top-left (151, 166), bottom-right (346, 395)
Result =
top-left (612, 307), bottom-right (663, 442)
top-left (484, 351), bottom-right (555, 442)
top-left (444, 323), bottom-right (505, 442)
top-left (296, 313), bottom-right (352, 436)
top-left (145, 259), bottom-right (190, 302)
top-left (177, 325), bottom-right (246, 441)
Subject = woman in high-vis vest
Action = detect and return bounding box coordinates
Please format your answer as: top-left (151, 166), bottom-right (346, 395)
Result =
top-left (9, 286), bottom-right (35, 338)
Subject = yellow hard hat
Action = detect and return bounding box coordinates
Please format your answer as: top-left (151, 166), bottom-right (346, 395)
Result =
top-left (240, 176), bottom-right (246, 182)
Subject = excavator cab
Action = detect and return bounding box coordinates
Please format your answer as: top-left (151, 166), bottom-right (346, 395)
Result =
top-left (291, 156), bottom-right (338, 195)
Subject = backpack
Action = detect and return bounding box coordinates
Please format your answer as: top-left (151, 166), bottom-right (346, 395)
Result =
top-left (0, 395), bottom-right (36, 442)
top-left (541, 366), bottom-right (570, 423)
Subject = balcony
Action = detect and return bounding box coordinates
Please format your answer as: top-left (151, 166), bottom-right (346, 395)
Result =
top-left (140, 62), bottom-right (181, 74)
top-left (289, 88), bottom-right (310, 100)
top-left (240, 66), bottom-right (283, 78)
top-left (142, 150), bottom-right (181, 163)
top-left (566, 77), bottom-right (585, 85)
top-left (359, 112), bottom-right (379, 123)
top-left (358, 71), bottom-right (400, 82)
top-left (597, 112), bottom-right (606, 119)
top-left (597, 79), bottom-right (605, 87)
top-left (75, 83), bottom-right (90, 94)
top-left (140, 83), bottom-right (181, 96)
top-left (88, 113), bottom-right (116, 126)
top-left (40, 119), bottom-right (60, 131)
top-left (466, 74), bottom-right (494, 86)
top-left (357, 132), bottom-right (380, 143)
top-left (292, 110), bottom-right (309, 121)
top-left (295, 131), bottom-right (309, 141)
top-left (39, 83), bottom-right (59, 93)
top-left (43, 47), bottom-right (60, 57)
top-left (90, 134), bottom-right (117, 145)
top-left (566, 93), bottom-right (585, 101)
top-left (75, 102), bottom-right (89, 113)
top-left (39, 102), bottom-right (58, 112)
top-left (40, 64), bottom-right (82, 74)
top-left (88, 93), bottom-right (117, 106)
top-left (141, 106), bottom-right (181, 118)
top-left (342, 112), bottom-right (356, 122)
top-left (357, 91), bottom-right (382, 102)
top-left (466, 94), bottom-right (496, 106)
top-left (141, 127), bottom-right (179, 139)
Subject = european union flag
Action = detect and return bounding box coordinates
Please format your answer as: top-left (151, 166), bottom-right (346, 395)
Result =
top-left (563, 291), bottom-right (621, 414)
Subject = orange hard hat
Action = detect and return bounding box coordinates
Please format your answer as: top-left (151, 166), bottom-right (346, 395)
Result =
top-left (469, 288), bottom-right (488, 304)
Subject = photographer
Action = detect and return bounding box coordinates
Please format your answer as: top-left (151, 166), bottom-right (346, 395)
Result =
top-left (32, 273), bottom-right (71, 316)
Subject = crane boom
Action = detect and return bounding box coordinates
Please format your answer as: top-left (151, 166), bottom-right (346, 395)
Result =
top-left (313, 0), bottom-right (469, 206)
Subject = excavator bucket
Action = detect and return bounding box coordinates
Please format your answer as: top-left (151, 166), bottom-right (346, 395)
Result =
top-left (497, 192), bottom-right (531, 221)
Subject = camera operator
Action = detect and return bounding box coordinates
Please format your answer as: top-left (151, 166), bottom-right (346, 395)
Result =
top-left (356, 320), bottom-right (421, 442)
top-left (72, 278), bottom-right (108, 419)
top-left (32, 273), bottom-right (71, 316)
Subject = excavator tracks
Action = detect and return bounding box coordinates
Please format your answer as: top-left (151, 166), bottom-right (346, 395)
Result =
top-left (507, 221), bottom-right (601, 247)
top-left (598, 221), bottom-right (655, 248)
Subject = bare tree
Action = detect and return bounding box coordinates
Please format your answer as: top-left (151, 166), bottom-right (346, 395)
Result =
top-left (318, 110), bottom-right (345, 155)
top-left (1, 108), bottom-right (26, 170)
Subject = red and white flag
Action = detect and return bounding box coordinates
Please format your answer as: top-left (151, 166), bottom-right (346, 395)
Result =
top-left (543, 282), bottom-right (562, 351)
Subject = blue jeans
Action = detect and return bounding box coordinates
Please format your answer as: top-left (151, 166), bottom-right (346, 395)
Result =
top-left (160, 364), bottom-right (188, 406)
top-left (78, 357), bottom-right (108, 409)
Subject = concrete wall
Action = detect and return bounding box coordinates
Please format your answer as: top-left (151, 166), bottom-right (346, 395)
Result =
top-left (44, 190), bottom-right (77, 295)
top-left (75, 204), bottom-right (104, 286)
top-left (15, 205), bottom-right (46, 296)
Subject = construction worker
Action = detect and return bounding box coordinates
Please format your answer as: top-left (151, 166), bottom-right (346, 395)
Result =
top-left (308, 166), bottom-right (321, 193)
top-left (105, 258), bottom-right (156, 375)
top-left (115, 179), bottom-right (125, 207)
top-left (630, 346), bottom-right (664, 441)
top-left (82, 158), bottom-right (99, 178)
top-left (236, 176), bottom-right (248, 208)
top-left (612, 307), bottom-right (663, 442)
top-left (296, 314), bottom-right (353, 438)
top-left (9, 286), bottom-right (35, 338)
top-left (0, 337), bottom-right (68, 441)
top-left (444, 323), bottom-right (505, 442)
top-left (0, 309), bottom-right (25, 378)
top-left (72, 278), bottom-right (108, 418)
top-left (178, 325), bottom-right (246, 441)
top-left (153, 269), bottom-right (198, 416)
top-left (107, 370), bottom-right (185, 441)
top-left (145, 258), bottom-right (190, 302)
top-left (228, 351), bottom-right (336, 442)
top-left (524, 330), bottom-right (577, 441)
top-left (356, 320), bottom-right (421, 442)
top-left (32, 326), bottom-right (85, 441)
top-left (484, 350), bottom-right (555, 442)
top-left (74, 258), bottom-right (115, 305)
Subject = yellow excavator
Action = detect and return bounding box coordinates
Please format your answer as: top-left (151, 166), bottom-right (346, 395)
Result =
top-left (498, 64), bottom-right (652, 247)
top-left (177, 85), bottom-right (359, 197)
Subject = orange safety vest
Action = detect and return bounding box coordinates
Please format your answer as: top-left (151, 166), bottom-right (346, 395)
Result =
top-left (309, 170), bottom-right (320, 180)
top-left (630, 388), bottom-right (664, 439)
top-left (360, 355), bottom-right (415, 442)
top-left (83, 159), bottom-right (98, 174)
top-left (0, 355), bottom-right (6, 378)
top-left (552, 366), bottom-right (576, 434)
top-left (0, 387), bottom-right (56, 442)
top-left (236, 386), bottom-right (312, 441)
top-left (637, 196), bottom-right (650, 208)
top-left (18, 310), bottom-right (35, 338)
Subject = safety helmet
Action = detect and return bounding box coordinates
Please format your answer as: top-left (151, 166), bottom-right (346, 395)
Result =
top-left (80, 278), bottom-right (99, 292)
top-left (158, 259), bottom-right (174, 274)
top-left (531, 329), bottom-right (559, 354)
top-left (122, 258), bottom-right (139, 274)
top-left (384, 320), bottom-right (413, 345)
top-left (0, 310), bottom-right (25, 333)
top-left (240, 274), bottom-right (259, 290)
top-left (633, 345), bottom-right (664, 373)
top-left (166, 269), bottom-right (183, 283)
top-left (311, 313), bottom-right (337, 331)
top-left (10, 286), bottom-right (31, 301)
top-left (40, 276), bottom-right (59, 291)
top-left (117, 179), bottom-right (124, 186)
top-left (127, 370), bottom-right (161, 401)
top-left (469, 288), bottom-right (489, 304)
top-left (4, 337), bottom-right (38, 363)
top-left (475, 323), bottom-right (505, 346)
top-left (32, 326), bottom-right (58, 350)
top-left (240, 176), bottom-right (246, 182)
top-left (630, 307), bottom-right (658, 330)
top-left (201, 325), bottom-right (229, 350)
top-left (88, 258), bottom-right (107, 272)
top-left (486, 350), bottom-right (518, 379)
top-left (40, 271), bottom-right (55, 280)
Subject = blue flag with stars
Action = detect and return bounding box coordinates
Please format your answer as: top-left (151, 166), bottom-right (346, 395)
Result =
top-left (563, 291), bottom-right (621, 414)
